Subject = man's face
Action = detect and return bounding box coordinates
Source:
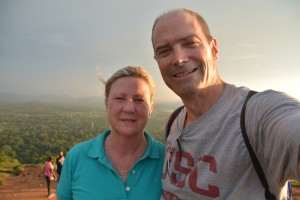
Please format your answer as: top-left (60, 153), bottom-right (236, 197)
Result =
top-left (152, 12), bottom-right (218, 98)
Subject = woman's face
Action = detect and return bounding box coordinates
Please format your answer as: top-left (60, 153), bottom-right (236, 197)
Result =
top-left (106, 77), bottom-right (153, 137)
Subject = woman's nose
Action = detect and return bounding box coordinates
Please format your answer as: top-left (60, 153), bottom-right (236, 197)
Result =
top-left (123, 100), bottom-right (135, 112)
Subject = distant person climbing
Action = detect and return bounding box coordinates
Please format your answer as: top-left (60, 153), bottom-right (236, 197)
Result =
top-left (44, 156), bottom-right (57, 198)
top-left (56, 151), bottom-right (65, 181)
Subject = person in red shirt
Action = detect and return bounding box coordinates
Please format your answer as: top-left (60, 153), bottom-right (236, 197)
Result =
top-left (44, 156), bottom-right (57, 198)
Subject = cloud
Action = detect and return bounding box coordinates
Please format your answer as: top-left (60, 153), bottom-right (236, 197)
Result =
top-left (221, 42), bottom-right (264, 60)
top-left (223, 54), bottom-right (263, 60)
top-left (236, 43), bottom-right (256, 48)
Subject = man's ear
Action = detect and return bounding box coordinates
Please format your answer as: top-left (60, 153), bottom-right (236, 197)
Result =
top-left (211, 38), bottom-right (219, 60)
top-left (153, 54), bottom-right (157, 62)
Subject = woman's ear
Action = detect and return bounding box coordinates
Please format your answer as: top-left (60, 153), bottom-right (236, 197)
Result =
top-left (105, 99), bottom-right (108, 112)
top-left (149, 103), bottom-right (154, 118)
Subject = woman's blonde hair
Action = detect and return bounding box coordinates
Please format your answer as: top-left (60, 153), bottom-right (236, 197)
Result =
top-left (104, 66), bottom-right (155, 104)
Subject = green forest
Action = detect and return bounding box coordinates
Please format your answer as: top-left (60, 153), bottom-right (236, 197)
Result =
top-left (0, 102), bottom-right (178, 164)
top-left (1, 100), bottom-right (299, 189)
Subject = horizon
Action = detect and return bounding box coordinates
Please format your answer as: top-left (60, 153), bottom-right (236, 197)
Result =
top-left (0, 91), bottom-right (182, 104)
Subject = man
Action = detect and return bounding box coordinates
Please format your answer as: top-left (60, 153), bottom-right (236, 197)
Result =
top-left (152, 8), bottom-right (300, 199)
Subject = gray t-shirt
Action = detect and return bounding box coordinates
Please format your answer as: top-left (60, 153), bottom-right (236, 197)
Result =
top-left (162, 83), bottom-right (300, 200)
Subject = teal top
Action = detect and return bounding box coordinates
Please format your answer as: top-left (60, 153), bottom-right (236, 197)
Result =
top-left (56, 130), bottom-right (165, 200)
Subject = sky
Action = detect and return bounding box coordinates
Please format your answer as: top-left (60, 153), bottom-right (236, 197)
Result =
top-left (0, 0), bottom-right (300, 102)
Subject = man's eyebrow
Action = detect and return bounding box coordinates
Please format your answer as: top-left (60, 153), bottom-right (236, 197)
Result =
top-left (154, 43), bottom-right (170, 54)
top-left (154, 34), bottom-right (202, 53)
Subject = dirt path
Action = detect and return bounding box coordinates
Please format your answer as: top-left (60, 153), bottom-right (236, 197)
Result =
top-left (294, 186), bottom-right (300, 200)
top-left (0, 166), bottom-right (299, 199)
top-left (0, 166), bottom-right (58, 200)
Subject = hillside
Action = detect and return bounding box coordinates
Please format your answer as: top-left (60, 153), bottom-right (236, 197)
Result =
top-left (0, 166), bottom-right (299, 199)
top-left (0, 166), bottom-right (58, 199)
top-left (0, 92), bottom-right (104, 105)
top-left (0, 94), bottom-right (180, 164)
top-left (0, 92), bottom-right (182, 107)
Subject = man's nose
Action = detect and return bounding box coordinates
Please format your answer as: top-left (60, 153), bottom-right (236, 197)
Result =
top-left (173, 46), bottom-right (188, 67)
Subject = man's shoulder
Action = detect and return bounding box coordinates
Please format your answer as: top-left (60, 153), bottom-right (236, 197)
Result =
top-left (245, 89), bottom-right (300, 127)
top-left (249, 89), bottom-right (299, 107)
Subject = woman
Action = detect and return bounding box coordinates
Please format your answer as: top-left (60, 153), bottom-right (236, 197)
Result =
top-left (44, 156), bottom-right (57, 198)
top-left (56, 66), bottom-right (165, 200)
top-left (56, 151), bottom-right (65, 181)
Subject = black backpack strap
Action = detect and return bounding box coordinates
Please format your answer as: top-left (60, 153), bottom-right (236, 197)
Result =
top-left (240, 90), bottom-right (276, 200)
top-left (165, 106), bottom-right (184, 140)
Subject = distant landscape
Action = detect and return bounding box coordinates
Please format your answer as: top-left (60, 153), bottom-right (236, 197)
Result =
top-left (0, 92), bottom-right (181, 164)
top-left (1, 92), bottom-right (300, 195)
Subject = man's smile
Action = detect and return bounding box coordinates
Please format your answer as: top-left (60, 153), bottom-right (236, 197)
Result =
top-left (173, 68), bottom-right (198, 78)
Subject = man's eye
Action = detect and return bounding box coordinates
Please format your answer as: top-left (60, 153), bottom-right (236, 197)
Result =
top-left (115, 97), bottom-right (124, 100)
top-left (156, 49), bottom-right (171, 57)
top-left (184, 40), bottom-right (200, 47)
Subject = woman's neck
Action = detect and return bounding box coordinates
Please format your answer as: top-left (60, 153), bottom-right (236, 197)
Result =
top-left (106, 132), bottom-right (147, 155)
top-left (104, 132), bottom-right (148, 182)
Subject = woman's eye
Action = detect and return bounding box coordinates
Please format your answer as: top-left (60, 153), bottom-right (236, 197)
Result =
top-left (115, 97), bottom-right (124, 100)
top-left (134, 98), bottom-right (144, 102)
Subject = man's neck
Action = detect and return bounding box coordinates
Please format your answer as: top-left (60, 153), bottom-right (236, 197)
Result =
top-left (182, 81), bottom-right (226, 127)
